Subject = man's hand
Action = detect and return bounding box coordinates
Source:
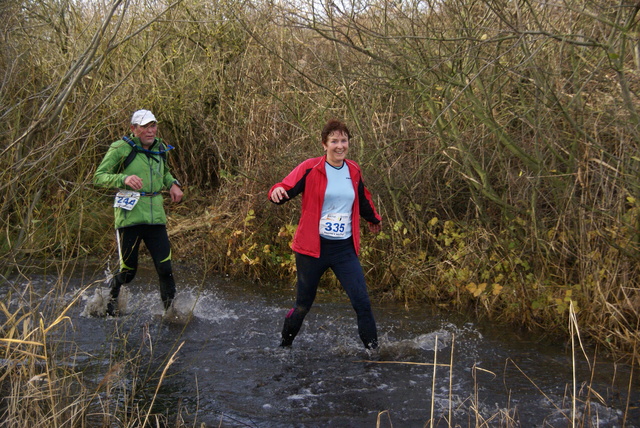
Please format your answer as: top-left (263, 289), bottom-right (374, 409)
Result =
top-left (124, 175), bottom-right (143, 190)
top-left (170, 184), bottom-right (183, 203)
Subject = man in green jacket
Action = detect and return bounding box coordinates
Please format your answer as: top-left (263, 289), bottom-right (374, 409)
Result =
top-left (94, 109), bottom-right (183, 316)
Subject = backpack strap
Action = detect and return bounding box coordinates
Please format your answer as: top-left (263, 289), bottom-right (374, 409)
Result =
top-left (117, 136), bottom-right (173, 172)
top-left (119, 136), bottom-right (138, 172)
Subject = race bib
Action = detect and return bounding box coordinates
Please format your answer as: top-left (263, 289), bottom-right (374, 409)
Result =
top-left (319, 213), bottom-right (351, 238)
top-left (114, 190), bottom-right (140, 211)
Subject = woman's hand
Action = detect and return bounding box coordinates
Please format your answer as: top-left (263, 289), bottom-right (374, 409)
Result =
top-left (270, 186), bottom-right (289, 203)
top-left (368, 221), bottom-right (382, 234)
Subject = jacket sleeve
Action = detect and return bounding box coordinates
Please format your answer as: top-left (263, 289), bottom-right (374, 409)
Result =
top-left (358, 179), bottom-right (381, 224)
top-left (162, 159), bottom-right (178, 189)
top-left (93, 141), bottom-right (129, 189)
top-left (268, 161), bottom-right (312, 205)
top-left (160, 142), bottom-right (178, 189)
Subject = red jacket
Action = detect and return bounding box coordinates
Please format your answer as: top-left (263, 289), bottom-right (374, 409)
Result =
top-left (269, 155), bottom-right (382, 258)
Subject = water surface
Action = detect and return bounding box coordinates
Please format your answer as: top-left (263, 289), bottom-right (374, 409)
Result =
top-left (3, 263), bottom-right (638, 427)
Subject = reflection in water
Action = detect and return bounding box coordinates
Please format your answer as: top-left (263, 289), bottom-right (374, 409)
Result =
top-left (3, 263), bottom-right (638, 427)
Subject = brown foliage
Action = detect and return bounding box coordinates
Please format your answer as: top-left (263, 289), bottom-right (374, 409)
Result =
top-left (0, 0), bottom-right (638, 360)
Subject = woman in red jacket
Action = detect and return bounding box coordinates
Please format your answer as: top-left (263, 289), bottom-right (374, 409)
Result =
top-left (269, 119), bottom-right (383, 349)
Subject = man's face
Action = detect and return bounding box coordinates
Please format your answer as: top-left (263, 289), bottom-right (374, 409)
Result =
top-left (131, 122), bottom-right (157, 147)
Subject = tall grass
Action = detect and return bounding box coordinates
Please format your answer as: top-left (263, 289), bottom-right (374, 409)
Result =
top-left (0, 274), bottom-right (190, 427)
top-left (0, 0), bottom-right (638, 373)
top-left (367, 304), bottom-right (635, 427)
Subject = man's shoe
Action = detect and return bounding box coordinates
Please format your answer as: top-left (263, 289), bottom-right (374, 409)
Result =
top-left (106, 300), bottom-right (118, 317)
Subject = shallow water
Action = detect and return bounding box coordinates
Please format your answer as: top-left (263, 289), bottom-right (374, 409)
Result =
top-left (2, 262), bottom-right (638, 427)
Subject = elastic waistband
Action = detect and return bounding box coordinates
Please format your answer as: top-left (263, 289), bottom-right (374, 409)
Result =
top-left (320, 236), bottom-right (353, 244)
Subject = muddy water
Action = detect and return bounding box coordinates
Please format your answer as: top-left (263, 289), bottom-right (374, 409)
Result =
top-left (3, 262), bottom-right (639, 427)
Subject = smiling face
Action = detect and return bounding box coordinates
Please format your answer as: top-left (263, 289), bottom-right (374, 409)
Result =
top-left (323, 130), bottom-right (349, 167)
top-left (131, 122), bottom-right (157, 148)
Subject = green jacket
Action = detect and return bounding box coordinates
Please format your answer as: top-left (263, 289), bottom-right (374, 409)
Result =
top-left (94, 136), bottom-right (178, 229)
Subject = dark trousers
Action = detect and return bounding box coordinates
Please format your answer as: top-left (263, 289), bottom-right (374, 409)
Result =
top-left (281, 237), bottom-right (378, 349)
top-left (110, 224), bottom-right (176, 309)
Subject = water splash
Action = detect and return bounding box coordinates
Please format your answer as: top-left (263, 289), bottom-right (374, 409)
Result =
top-left (162, 294), bottom-right (195, 325)
top-left (80, 287), bottom-right (129, 318)
top-left (79, 285), bottom-right (237, 325)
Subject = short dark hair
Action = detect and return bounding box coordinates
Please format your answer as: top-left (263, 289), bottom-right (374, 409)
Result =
top-left (321, 119), bottom-right (351, 144)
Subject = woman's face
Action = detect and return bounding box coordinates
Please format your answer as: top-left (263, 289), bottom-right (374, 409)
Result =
top-left (323, 131), bottom-right (349, 167)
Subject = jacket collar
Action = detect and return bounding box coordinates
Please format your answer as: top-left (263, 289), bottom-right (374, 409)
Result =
top-left (318, 154), bottom-right (351, 172)
top-left (129, 135), bottom-right (160, 150)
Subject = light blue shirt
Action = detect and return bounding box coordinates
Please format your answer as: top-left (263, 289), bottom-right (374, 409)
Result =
top-left (320, 162), bottom-right (355, 240)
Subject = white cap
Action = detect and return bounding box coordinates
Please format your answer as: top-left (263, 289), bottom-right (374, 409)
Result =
top-left (131, 109), bottom-right (157, 126)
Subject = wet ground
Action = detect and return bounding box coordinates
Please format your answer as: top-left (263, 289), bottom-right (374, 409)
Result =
top-left (2, 262), bottom-right (639, 427)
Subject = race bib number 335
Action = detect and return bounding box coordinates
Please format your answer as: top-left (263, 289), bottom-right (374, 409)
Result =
top-left (114, 190), bottom-right (140, 211)
top-left (319, 213), bottom-right (351, 238)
